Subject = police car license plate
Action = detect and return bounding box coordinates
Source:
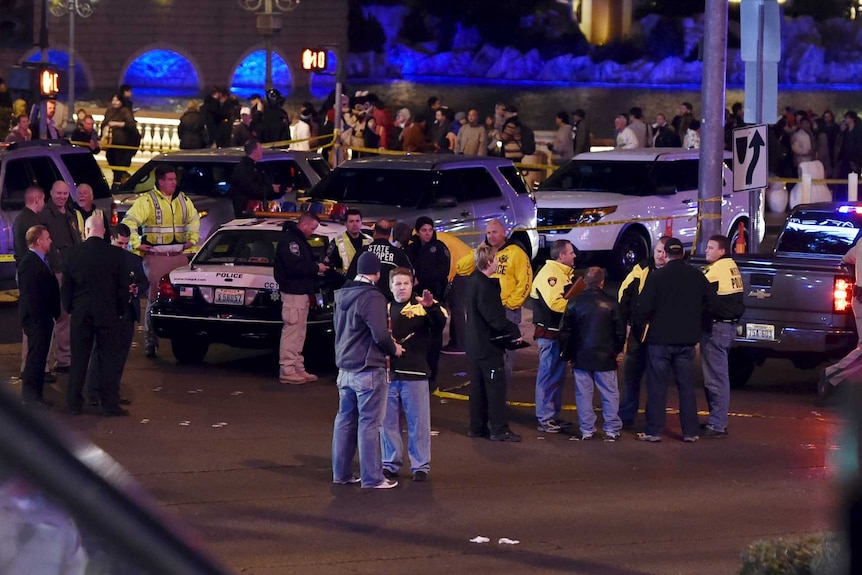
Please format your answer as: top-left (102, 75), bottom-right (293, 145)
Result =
top-left (745, 323), bottom-right (775, 341)
top-left (214, 288), bottom-right (244, 305)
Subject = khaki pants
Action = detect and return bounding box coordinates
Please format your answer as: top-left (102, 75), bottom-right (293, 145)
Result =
top-left (52, 272), bottom-right (71, 368)
top-left (142, 252), bottom-right (189, 347)
top-left (279, 293), bottom-right (309, 376)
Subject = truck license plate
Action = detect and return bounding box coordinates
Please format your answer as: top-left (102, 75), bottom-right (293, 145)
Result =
top-left (214, 288), bottom-right (244, 305)
top-left (745, 323), bottom-right (775, 341)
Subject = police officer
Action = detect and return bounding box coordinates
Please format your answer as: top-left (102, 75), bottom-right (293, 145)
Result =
top-left (326, 209), bottom-right (371, 276)
top-left (122, 164), bottom-right (200, 358)
top-left (700, 235), bottom-right (745, 438)
top-left (346, 219), bottom-right (412, 301)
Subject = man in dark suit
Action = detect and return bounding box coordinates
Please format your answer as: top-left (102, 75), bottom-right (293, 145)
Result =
top-left (17, 225), bottom-right (61, 408)
top-left (62, 215), bottom-right (129, 416)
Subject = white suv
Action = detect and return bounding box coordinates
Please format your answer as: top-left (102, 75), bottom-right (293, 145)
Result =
top-left (534, 148), bottom-right (760, 277)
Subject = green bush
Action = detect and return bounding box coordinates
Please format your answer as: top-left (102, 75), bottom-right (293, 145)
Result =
top-left (739, 532), bottom-right (846, 575)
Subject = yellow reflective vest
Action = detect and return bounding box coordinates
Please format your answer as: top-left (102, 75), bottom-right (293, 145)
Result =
top-left (122, 188), bottom-right (200, 253)
top-left (333, 232), bottom-right (371, 274)
top-left (457, 242), bottom-right (533, 310)
top-left (74, 207), bottom-right (106, 241)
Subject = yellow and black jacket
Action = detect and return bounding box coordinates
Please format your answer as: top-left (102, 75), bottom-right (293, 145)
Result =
top-left (530, 259), bottom-right (573, 339)
top-left (122, 187), bottom-right (200, 254)
top-left (457, 240), bottom-right (533, 311)
top-left (702, 255), bottom-right (745, 321)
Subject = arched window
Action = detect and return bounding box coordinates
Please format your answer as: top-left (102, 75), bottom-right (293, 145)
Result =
top-left (310, 50), bottom-right (338, 99)
top-left (122, 49), bottom-right (199, 96)
top-left (231, 50), bottom-right (292, 98)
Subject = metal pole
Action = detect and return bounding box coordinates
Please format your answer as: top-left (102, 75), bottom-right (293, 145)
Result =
top-left (697, 0), bottom-right (728, 252)
top-left (39, 0), bottom-right (49, 140)
top-left (333, 46), bottom-right (344, 166)
top-left (748, 1), bottom-right (766, 254)
top-left (265, 35), bottom-right (273, 91)
top-left (68, 3), bottom-right (76, 132)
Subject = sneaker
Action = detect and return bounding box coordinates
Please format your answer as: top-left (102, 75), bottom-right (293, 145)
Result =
top-left (817, 370), bottom-right (832, 399)
top-left (683, 435), bottom-right (699, 443)
top-left (636, 433), bottom-right (662, 442)
top-left (413, 470), bottom-right (428, 482)
top-left (536, 420), bottom-right (562, 433)
top-left (144, 345), bottom-right (157, 358)
top-left (553, 419), bottom-right (574, 429)
top-left (604, 432), bottom-right (621, 442)
top-left (490, 430), bottom-right (522, 442)
top-left (333, 475), bottom-right (361, 485)
top-left (366, 479), bottom-right (398, 489)
top-left (299, 371), bottom-right (319, 382)
top-left (701, 427), bottom-right (727, 439)
top-left (279, 373), bottom-right (308, 385)
top-left (382, 468), bottom-right (399, 480)
top-left (441, 344), bottom-right (466, 355)
top-left (579, 431), bottom-right (595, 441)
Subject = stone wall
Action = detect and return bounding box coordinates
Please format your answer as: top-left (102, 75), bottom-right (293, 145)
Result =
top-left (0, 0), bottom-right (347, 99)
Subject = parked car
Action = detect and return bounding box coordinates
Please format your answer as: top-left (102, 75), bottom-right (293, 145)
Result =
top-left (534, 148), bottom-right (763, 278)
top-left (304, 155), bottom-right (539, 259)
top-left (112, 148), bottom-right (331, 243)
top-left (150, 216), bottom-right (362, 365)
top-left (0, 139), bottom-right (113, 287)
top-left (710, 202), bottom-right (860, 389)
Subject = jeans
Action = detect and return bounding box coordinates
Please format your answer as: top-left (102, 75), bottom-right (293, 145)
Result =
top-left (331, 368), bottom-right (389, 487)
top-left (700, 322), bottom-right (735, 432)
top-left (535, 338), bottom-right (566, 424)
top-left (644, 344), bottom-right (699, 438)
top-left (618, 334), bottom-right (647, 422)
top-left (381, 379), bottom-right (431, 474)
top-left (503, 307), bottom-right (522, 383)
top-left (573, 369), bottom-right (622, 435)
top-left (469, 357), bottom-right (510, 436)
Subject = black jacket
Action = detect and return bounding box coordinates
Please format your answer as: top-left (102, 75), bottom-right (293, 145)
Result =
top-left (274, 222), bottom-right (318, 296)
top-left (17, 250), bottom-right (60, 326)
top-left (653, 125), bottom-right (681, 148)
top-left (632, 258), bottom-right (714, 345)
top-left (121, 249), bottom-right (148, 322)
top-left (229, 156), bottom-right (276, 217)
top-left (558, 286), bottom-right (626, 372)
top-left (62, 238), bottom-right (127, 327)
top-left (405, 234), bottom-right (450, 300)
top-left (389, 298), bottom-right (447, 380)
top-left (346, 239), bottom-right (413, 301)
top-left (12, 207), bottom-right (41, 264)
top-left (38, 202), bottom-right (81, 274)
top-left (464, 271), bottom-right (521, 361)
top-left (178, 110), bottom-right (208, 149)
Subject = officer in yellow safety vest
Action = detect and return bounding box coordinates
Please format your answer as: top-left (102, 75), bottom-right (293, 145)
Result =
top-left (324, 208), bottom-right (371, 276)
top-left (700, 234), bottom-right (745, 439)
top-left (121, 164), bottom-right (200, 358)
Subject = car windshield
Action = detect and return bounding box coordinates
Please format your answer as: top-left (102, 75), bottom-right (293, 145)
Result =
top-left (308, 168), bottom-right (433, 207)
top-left (776, 208), bottom-right (862, 255)
top-left (194, 229), bottom-right (329, 266)
top-left (539, 160), bottom-right (655, 195)
top-left (61, 153), bottom-right (112, 199)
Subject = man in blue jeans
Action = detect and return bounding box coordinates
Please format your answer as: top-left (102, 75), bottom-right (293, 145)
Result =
top-left (700, 235), bottom-right (745, 438)
top-left (632, 238), bottom-right (714, 443)
top-left (529, 239), bottom-right (576, 433)
top-left (331, 252), bottom-right (403, 489)
top-left (382, 267), bottom-right (447, 482)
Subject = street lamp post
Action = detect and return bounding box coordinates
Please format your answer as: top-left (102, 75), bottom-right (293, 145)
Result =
top-left (239, 0), bottom-right (300, 92)
top-left (50, 0), bottom-right (99, 132)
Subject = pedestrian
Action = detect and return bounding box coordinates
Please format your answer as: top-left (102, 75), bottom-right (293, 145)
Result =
top-left (671, 102), bottom-right (695, 139)
top-left (559, 266), bottom-right (626, 441)
top-left (331, 252), bottom-right (404, 489)
top-left (628, 107), bottom-right (652, 148)
top-left (437, 231), bottom-right (472, 356)
top-left (72, 184), bottom-right (109, 240)
top-left (820, 235), bottom-right (862, 397)
top-left (700, 235), bottom-right (745, 438)
top-left (544, 111), bottom-right (574, 162)
top-left (465, 244), bottom-right (524, 442)
top-left (4, 114), bottom-right (31, 144)
top-left (652, 114), bottom-right (681, 148)
top-left (231, 106), bottom-right (254, 148)
top-left (632, 238), bottom-right (714, 443)
top-left (617, 236), bottom-right (669, 426)
top-left (614, 114), bottom-right (639, 149)
top-left (229, 139), bottom-right (280, 217)
top-left (102, 94), bottom-right (138, 187)
top-left (325, 209), bottom-right (371, 277)
top-left (572, 109), bottom-right (591, 155)
top-left (530, 239), bottom-right (576, 433)
top-left (454, 109), bottom-right (487, 156)
top-left (382, 267), bottom-right (447, 483)
top-left (346, 220), bottom-right (413, 301)
top-left (17, 225), bottom-right (60, 409)
top-left (62, 216), bottom-right (129, 416)
top-left (274, 212), bottom-right (330, 385)
top-left (121, 164), bottom-right (200, 359)
top-left (405, 216), bottom-right (450, 389)
top-left (178, 100), bottom-right (208, 149)
top-left (69, 114), bottom-right (100, 154)
top-left (38, 180), bottom-right (80, 374)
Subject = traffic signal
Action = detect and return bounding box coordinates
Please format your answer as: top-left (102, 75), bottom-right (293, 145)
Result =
top-left (39, 65), bottom-right (59, 97)
top-left (301, 49), bottom-right (326, 71)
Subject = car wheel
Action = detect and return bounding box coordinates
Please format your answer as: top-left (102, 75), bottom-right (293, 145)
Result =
top-left (610, 228), bottom-right (649, 280)
top-left (728, 348), bottom-right (755, 388)
top-left (728, 218), bottom-right (750, 254)
top-left (171, 338), bottom-right (209, 364)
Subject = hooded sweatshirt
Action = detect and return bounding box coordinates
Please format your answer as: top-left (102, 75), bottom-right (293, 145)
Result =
top-left (333, 279), bottom-right (397, 371)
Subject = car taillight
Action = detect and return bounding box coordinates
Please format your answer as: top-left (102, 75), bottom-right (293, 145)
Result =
top-left (329, 203), bottom-right (348, 222)
top-left (834, 276), bottom-right (854, 313)
top-left (157, 276), bottom-right (176, 303)
top-left (110, 203), bottom-right (118, 226)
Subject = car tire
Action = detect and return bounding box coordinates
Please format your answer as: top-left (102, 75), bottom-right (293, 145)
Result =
top-left (610, 228), bottom-right (649, 280)
top-left (171, 338), bottom-right (209, 364)
top-left (728, 348), bottom-right (755, 388)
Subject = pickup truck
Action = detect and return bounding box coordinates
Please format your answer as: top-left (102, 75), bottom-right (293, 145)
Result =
top-left (721, 202), bottom-right (859, 387)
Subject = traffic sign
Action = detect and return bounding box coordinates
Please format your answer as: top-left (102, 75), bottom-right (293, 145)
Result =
top-left (732, 124), bottom-right (769, 193)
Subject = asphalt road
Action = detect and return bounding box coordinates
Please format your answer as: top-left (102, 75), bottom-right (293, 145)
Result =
top-left (0, 308), bottom-right (843, 575)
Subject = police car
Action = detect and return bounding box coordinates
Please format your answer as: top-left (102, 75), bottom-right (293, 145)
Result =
top-left (150, 216), bottom-right (356, 364)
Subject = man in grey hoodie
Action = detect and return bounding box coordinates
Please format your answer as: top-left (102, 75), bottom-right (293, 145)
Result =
top-left (331, 252), bottom-right (404, 489)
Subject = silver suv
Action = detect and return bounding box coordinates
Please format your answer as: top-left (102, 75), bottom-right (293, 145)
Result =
top-left (306, 155), bottom-right (538, 257)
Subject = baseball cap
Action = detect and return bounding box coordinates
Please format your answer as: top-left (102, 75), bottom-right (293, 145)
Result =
top-left (240, 106), bottom-right (251, 116)
top-left (664, 237), bottom-right (684, 256)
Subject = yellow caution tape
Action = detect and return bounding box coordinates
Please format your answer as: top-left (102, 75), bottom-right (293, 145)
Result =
top-left (0, 290), bottom-right (19, 303)
top-left (0, 254), bottom-right (15, 262)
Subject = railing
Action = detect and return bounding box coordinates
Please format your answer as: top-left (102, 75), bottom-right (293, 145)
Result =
top-left (91, 112), bottom-right (181, 158)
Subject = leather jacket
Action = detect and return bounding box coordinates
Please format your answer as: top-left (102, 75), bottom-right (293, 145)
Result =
top-left (558, 286), bottom-right (626, 372)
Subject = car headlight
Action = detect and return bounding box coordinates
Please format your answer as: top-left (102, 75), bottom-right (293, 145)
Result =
top-left (577, 206), bottom-right (617, 225)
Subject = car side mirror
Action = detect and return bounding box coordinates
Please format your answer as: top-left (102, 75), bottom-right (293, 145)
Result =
top-left (430, 196), bottom-right (457, 208)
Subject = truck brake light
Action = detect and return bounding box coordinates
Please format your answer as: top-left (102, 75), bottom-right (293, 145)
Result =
top-left (157, 276), bottom-right (176, 303)
top-left (834, 277), bottom-right (854, 313)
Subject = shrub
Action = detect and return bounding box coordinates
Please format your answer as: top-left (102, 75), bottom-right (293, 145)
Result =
top-left (738, 532), bottom-right (846, 575)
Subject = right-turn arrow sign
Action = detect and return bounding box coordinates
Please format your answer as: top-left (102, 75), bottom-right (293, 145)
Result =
top-left (732, 124), bottom-right (769, 193)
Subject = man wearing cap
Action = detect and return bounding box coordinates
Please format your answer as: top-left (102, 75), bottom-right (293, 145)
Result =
top-left (231, 106), bottom-right (254, 147)
top-left (632, 237), bottom-right (713, 443)
top-left (331, 251), bottom-right (404, 489)
top-left (454, 109), bottom-right (487, 156)
top-left (229, 138), bottom-right (281, 217)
